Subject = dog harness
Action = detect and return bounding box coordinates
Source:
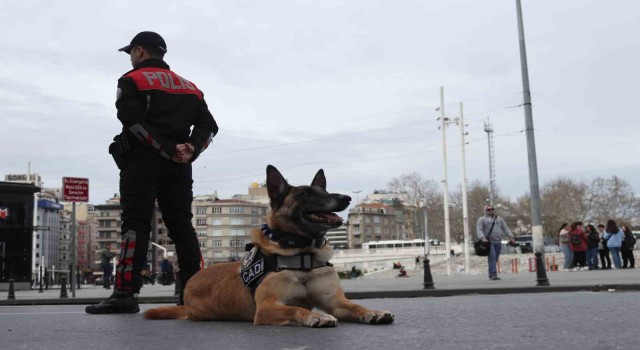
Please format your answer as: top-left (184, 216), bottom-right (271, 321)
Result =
top-left (240, 224), bottom-right (332, 296)
top-left (259, 224), bottom-right (328, 249)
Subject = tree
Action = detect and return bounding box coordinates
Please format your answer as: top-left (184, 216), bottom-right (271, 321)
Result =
top-left (588, 176), bottom-right (640, 224)
top-left (387, 173), bottom-right (442, 241)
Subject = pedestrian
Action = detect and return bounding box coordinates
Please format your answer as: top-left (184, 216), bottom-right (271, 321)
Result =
top-left (415, 256), bottom-right (421, 269)
top-left (477, 204), bottom-right (514, 280)
top-left (99, 243), bottom-right (116, 290)
top-left (603, 220), bottom-right (624, 269)
top-left (350, 266), bottom-right (357, 279)
top-left (160, 258), bottom-right (173, 285)
top-left (597, 224), bottom-right (611, 269)
top-left (568, 221), bottom-right (588, 270)
top-left (620, 225), bottom-right (636, 269)
top-left (585, 224), bottom-right (600, 270)
top-left (557, 223), bottom-right (573, 271)
top-left (86, 32), bottom-right (219, 315)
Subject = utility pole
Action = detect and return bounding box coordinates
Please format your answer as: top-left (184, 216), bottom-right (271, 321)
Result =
top-left (516, 0), bottom-right (545, 258)
top-left (484, 118), bottom-right (496, 205)
top-left (457, 103), bottom-right (471, 275)
top-left (438, 86), bottom-right (452, 276)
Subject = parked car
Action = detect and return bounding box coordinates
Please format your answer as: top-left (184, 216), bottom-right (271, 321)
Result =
top-left (513, 235), bottom-right (556, 253)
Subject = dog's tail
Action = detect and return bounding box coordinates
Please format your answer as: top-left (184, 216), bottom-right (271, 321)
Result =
top-left (144, 306), bottom-right (188, 320)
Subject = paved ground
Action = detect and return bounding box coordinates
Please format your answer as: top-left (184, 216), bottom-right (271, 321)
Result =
top-left (2, 292), bottom-right (638, 350)
top-left (2, 267), bottom-right (638, 304)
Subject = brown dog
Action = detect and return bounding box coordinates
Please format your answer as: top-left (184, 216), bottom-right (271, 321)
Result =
top-left (144, 165), bottom-right (394, 327)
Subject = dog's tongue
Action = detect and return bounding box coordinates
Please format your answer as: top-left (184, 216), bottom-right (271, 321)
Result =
top-left (316, 212), bottom-right (342, 223)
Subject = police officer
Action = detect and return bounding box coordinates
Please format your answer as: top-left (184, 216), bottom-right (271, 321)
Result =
top-left (86, 31), bottom-right (218, 314)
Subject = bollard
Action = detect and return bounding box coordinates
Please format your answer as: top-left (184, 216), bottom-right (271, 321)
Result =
top-left (535, 252), bottom-right (550, 286)
top-left (7, 279), bottom-right (16, 300)
top-left (60, 277), bottom-right (69, 298)
top-left (528, 258), bottom-right (534, 272)
top-left (422, 257), bottom-right (435, 289)
top-left (546, 256), bottom-right (550, 271)
top-left (38, 276), bottom-right (44, 293)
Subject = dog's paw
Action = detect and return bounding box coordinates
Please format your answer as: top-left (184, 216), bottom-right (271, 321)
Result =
top-left (359, 310), bottom-right (395, 325)
top-left (306, 313), bottom-right (338, 328)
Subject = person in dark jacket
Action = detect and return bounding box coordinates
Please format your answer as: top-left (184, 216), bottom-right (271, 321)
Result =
top-left (585, 224), bottom-right (600, 270)
top-left (87, 32), bottom-right (218, 314)
top-left (620, 225), bottom-right (635, 269)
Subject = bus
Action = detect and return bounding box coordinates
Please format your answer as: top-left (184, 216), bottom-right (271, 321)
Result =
top-left (362, 239), bottom-right (425, 250)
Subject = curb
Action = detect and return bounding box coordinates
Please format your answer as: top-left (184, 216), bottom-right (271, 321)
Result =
top-left (2, 284), bottom-right (640, 306)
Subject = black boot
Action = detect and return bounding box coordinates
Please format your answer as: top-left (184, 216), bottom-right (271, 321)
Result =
top-left (85, 290), bottom-right (140, 314)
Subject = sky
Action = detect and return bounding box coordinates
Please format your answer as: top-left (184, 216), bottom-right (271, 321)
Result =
top-left (1, 0), bottom-right (639, 212)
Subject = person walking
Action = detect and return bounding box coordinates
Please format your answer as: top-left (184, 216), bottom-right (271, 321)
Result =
top-left (603, 220), bottom-right (624, 269)
top-left (99, 243), bottom-right (116, 290)
top-left (584, 224), bottom-right (600, 270)
top-left (558, 223), bottom-right (573, 271)
top-left (86, 32), bottom-right (219, 314)
top-left (620, 225), bottom-right (636, 269)
top-left (477, 205), bottom-right (514, 280)
top-left (597, 224), bottom-right (611, 270)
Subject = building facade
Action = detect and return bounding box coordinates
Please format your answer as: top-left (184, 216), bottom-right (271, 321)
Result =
top-left (347, 203), bottom-right (401, 248)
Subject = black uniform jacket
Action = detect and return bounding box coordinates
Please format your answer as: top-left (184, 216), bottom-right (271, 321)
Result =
top-left (116, 58), bottom-right (218, 162)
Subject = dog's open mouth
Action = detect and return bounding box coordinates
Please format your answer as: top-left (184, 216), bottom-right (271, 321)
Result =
top-left (304, 212), bottom-right (343, 225)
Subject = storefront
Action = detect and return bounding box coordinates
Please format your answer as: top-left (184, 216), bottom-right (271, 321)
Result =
top-left (0, 181), bottom-right (40, 291)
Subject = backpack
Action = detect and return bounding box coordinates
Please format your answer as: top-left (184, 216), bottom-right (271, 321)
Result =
top-left (570, 233), bottom-right (582, 246)
top-left (626, 234), bottom-right (637, 249)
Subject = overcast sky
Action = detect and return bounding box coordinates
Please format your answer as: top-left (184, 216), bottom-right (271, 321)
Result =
top-left (1, 0), bottom-right (638, 211)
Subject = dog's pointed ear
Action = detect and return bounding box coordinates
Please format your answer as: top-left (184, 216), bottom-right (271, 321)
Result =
top-left (266, 165), bottom-right (290, 206)
top-left (310, 169), bottom-right (326, 190)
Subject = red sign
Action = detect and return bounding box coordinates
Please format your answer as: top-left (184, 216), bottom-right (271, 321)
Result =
top-left (63, 177), bottom-right (89, 202)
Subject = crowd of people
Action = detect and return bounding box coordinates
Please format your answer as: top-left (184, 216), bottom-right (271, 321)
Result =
top-left (558, 219), bottom-right (636, 271)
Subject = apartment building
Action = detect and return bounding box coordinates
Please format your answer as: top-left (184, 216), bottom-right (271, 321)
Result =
top-left (326, 224), bottom-right (348, 250)
top-left (347, 203), bottom-right (403, 248)
top-left (192, 196), bottom-right (268, 264)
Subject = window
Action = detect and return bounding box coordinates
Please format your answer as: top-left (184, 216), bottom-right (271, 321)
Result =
top-left (212, 240), bottom-right (222, 247)
top-left (212, 207), bottom-right (222, 214)
top-left (365, 217), bottom-right (371, 223)
top-left (197, 231), bottom-right (207, 237)
top-left (196, 207), bottom-right (207, 215)
top-left (365, 227), bottom-right (371, 234)
top-left (230, 229), bottom-right (244, 236)
top-left (251, 208), bottom-right (258, 214)
top-left (261, 208), bottom-right (267, 215)
top-left (212, 218), bottom-right (223, 225)
top-left (374, 227), bottom-right (381, 234)
top-left (196, 218), bottom-right (207, 226)
top-left (199, 242), bottom-right (207, 248)
top-left (353, 227), bottom-right (360, 236)
top-left (230, 240), bottom-right (244, 248)
top-left (373, 216), bottom-right (380, 224)
top-left (213, 251), bottom-right (223, 258)
top-left (251, 218), bottom-right (259, 225)
top-left (212, 229), bottom-right (222, 237)
top-left (230, 207), bottom-right (244, 214)
top-left (230, 217), bottom-right (244, 225)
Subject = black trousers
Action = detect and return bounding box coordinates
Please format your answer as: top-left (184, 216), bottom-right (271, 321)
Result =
top-left (115, 146), bottom-right (201, 293)
top-left (572, 251), bottom-right (587, 268)
top-left (621, 249), bottom-right (635, 268)
top-left (599, 248), bottom-right (611, 269)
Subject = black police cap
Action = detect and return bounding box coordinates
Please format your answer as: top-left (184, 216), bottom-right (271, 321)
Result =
top-left (118, 31), bottom-right (167, 54)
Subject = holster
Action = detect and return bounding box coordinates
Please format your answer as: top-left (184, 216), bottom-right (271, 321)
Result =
top-left (108, 132), bottom-right (132, 170)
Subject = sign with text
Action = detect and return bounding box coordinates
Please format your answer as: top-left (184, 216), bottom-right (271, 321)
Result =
top-left (62, 177), bottom-right (89, 202)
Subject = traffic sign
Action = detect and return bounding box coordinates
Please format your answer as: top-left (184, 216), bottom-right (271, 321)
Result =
top-left (62, 177), bottom-right (89, 202)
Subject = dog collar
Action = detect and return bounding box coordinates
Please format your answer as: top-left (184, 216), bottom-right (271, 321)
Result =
top-left (261, 224), bottom-right (327, 249)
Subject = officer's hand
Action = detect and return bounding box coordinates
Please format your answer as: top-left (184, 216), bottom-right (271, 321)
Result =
top-left (172, 144), bottom-right (194, 163)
